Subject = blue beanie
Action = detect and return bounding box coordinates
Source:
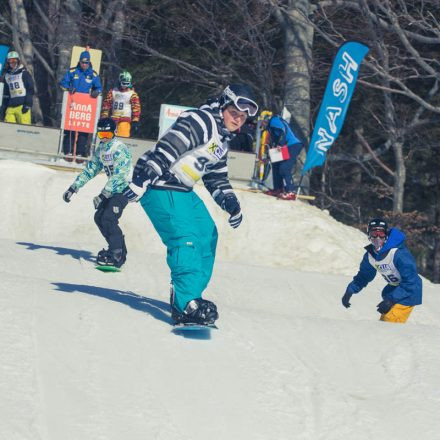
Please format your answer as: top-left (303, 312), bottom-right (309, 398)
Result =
top-left (79, 51), bottom-right (91, 63)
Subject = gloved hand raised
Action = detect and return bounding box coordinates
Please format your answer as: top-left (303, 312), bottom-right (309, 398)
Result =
top-left (63, 185), bottom-right (77, 203)
top-left (341, 289), bottom-right (353, 308)
top-left (90, 89), bottom-right (100, 98)
top-left (377, 298), bottom-right (394, 315)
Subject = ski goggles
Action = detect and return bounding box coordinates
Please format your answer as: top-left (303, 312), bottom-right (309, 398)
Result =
top-left (369, 230), bottom-right (386, 239)
top-left (97, 131), bottom-right (114, 140)
top-left (224, 87), bottom-right (258, 117)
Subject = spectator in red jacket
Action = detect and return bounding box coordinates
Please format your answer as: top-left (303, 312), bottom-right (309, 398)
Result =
top-left (100, 71), bottom-right (141, 138)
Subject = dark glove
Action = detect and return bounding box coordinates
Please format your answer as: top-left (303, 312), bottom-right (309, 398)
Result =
top-left (131, 121), bottom-right (140, 135)
top-left (220, 193), bottom-right (240, 215)
top-left (342, 289), bottom-right (353, 308)
top-left (93, 190), bottom-right (110, 209)
top-left (218, 193), bottom-right (242, 229)
top-left (228, 211), bottom-right (243, 229)
top-left (123, 153), bottom-right (160, 202)
top-left (122, 183), bottom-right (146, 202)
top-left (377, 298), bottom-right (394, 315)
top-left (63, 185), bottom-right (77, 203)
top-left (68, 87), bottom-right (76, 94)
top-left (22, 105), bottom-right (30, 114)
top-left (90, 89), bottom-right (100, 98)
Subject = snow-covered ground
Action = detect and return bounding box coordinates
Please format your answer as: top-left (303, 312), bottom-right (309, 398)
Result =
top-left (1, 159), bottom-right (439, 440)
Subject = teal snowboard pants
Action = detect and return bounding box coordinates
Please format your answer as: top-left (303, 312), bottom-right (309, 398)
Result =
top-left (140, 188), bottom-right (218, 312)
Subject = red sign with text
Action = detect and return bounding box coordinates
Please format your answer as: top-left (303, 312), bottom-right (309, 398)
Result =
top-left (63, 92), bottom-right (98, 133)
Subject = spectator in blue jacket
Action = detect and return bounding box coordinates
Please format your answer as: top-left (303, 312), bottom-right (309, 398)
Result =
top-left (59, 50), bottom-right (102, 161)
top-left (260, 110), bottom-right (303, 200)
top-left (342, 218), bottom-right (422, 323)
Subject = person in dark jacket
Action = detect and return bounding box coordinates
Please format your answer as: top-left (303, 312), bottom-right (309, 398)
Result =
top-left (260, 110), bottom-right (303, 201)
top-left (1, 51), bottom-right (34, 125)
top-left (59, 50), bottom-right (102, 160)
top-left (229, 120), bottom-right (256, 152)
top-left (342, 218), bottom-right (422, 323)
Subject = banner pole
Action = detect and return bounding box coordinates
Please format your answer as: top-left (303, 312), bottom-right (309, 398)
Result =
top-left (296, 174), bottom-right (304, 198)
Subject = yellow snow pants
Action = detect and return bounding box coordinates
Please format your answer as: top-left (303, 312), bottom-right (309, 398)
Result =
top-left (116, 121), bottom-right (131, 138)
top-left (5, 105), bottom-right (32, 125)
top-left (380, 304), bottom-right (414, 323)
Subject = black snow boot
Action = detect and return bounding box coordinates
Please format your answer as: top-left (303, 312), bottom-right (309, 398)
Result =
top-left (97, 248), bottom-right (125, 268)
top-left (96, 248), bottom-right (110, 265)
top-left (171, 298), bottom-right (218, 325)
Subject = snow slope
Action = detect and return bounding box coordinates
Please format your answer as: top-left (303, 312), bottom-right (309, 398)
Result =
top-left (0, 160), bottom-right (439, 440)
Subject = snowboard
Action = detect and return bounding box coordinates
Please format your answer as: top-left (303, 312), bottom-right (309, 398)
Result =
top-left (95, 265), bottom-right (120, 272)
top-left (171, 323), bottom-right (218, 336)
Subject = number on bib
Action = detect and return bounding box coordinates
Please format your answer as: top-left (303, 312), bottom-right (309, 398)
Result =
top-left (194, 156), bottom-right (209, 172)
top-left (382, 273), bottom-right (399, 284)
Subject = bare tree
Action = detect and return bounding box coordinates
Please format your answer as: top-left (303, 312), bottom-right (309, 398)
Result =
top-left (310, 0), bottom-right (440, 212)
top-left (269, 0), bottom-right (314, 193)
top-left (55, 0), bottom-right (82, 122)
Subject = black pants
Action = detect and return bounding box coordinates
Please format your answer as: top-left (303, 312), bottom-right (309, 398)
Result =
top-left (63, 130), bottom-right (89, 157)
top-left (94, 193), bottom-right (128, 256)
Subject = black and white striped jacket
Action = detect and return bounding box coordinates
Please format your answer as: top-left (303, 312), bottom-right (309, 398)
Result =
top-left (133, 101), bottom-right (235, 201)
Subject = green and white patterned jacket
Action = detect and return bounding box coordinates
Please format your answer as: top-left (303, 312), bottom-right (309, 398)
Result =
top-left (72, 138), bottom-right (132, 195)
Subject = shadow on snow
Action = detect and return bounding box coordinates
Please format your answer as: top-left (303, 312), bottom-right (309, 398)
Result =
top-left (51, 282), bottom-right (172, 325)
top-left (17, 241), bottom-right (96, 262)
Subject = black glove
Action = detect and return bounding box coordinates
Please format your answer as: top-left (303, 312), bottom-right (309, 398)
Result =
top-left (63, 185), bottom-right (77, 203)
top-left (123, 153), bottom-right (161, 202)
top-left (131, 121), bottom-right (140, 135)
top-left (228, 211), bottom-right (243, 229)
top-left (219, 193), bottom-right (240, 214)
top-left (377, 298), bottom-right (394, 315)
top-left (90, 89), bottom-right (100, 98)
top-left (218, 193), bottom-right (242, 229)
top-left (68, 87), bottom-right (76, 94)
top-left (342, 289), bottom-right (353, 308)
top-left (122, 183), bottom-right (146, 202)
top-left (22, 105), bottom-right (30, 114)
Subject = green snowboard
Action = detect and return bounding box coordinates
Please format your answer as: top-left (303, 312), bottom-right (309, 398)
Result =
top-left (95, 265), bottom-right (120, 272)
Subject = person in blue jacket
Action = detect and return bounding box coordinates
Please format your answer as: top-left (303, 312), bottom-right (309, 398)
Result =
top-left (260, 110), bottom-right (303, 200)
top-left (342, 218), bottom-right (422, 323)
top-left (59, 50), bottom-right (102, 161)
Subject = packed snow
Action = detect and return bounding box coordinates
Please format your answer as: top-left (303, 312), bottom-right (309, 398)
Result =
top-left (0, 159), bottom-right (439, 440)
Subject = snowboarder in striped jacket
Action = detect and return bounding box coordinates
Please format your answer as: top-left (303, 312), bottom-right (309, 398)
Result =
top-left (123, 84), bottom-right (259, 325)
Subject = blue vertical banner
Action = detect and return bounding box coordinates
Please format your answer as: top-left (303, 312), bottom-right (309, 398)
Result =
top-left (0, 45), bottom-right (9, 75)
top-left (302, 41), bottom-right (369, 174)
